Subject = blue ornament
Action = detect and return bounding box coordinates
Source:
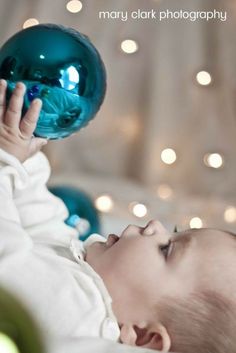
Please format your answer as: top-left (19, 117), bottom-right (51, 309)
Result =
top-left (0, 24), bottom-right (106, 139)
top-left (49, 185), bottom-right (101, 241)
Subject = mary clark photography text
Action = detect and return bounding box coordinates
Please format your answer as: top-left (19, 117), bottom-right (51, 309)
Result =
top-left (98, 9), bottom-right (227, 22)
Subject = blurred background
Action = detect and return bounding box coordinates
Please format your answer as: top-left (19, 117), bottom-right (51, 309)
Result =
top-left (0, 0), bottom-right (235, 235)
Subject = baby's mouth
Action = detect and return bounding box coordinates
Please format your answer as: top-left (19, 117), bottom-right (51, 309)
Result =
top-left (106, 234), bottom-right (120, 247)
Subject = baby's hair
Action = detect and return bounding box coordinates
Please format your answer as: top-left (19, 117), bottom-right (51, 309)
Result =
top-left (156, 290), bottom-right (236, 353)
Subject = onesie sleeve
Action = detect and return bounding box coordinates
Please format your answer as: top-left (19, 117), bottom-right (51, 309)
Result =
top-left (0, 148), bottom-right (32, 258)
top-left (13, 151), bottom-right (77, 245)
top-left (0, 148), bottom-right (77, 247)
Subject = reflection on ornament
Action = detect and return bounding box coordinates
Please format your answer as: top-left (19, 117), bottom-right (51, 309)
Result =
top-left (0, 23), bottom-right (106, 139)
top-left (161, 148), bottom-right (177, 165)
top-left (224, 206), bottom-right (236, 223)
top-left (196, 71), bottom-right (212, 86)
top-left (121, 40), bottom-right (139, 54)
top-left (95, 195), bottom-right (114, 213)
top-left (190, 217), bottom-right (203, 229)
top-left (130, 202), bottom-right (148, 218)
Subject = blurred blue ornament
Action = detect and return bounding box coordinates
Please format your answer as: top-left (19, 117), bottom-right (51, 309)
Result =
top-left (49, 185), bottom-right (101, 241)
top-left (0, 23), bottom-right (106, 139)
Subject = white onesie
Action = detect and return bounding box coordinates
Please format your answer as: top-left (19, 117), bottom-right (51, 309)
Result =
top-left (0, 149), bottom-right (120, 343)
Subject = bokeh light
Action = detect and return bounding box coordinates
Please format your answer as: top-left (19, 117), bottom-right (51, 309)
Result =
top-left (161, 148), bottom-right (177, 165)
top-left (157, 184), bottom-right (173, 200)
top-left (204, 153), bottom-right (224, 169)
top-left (130, 202), bottom-right (148, 218)
top-left (23, 18), bottom-right (39, 28)
top-left (66, 0), bottom-right (83, 13)
top-left (224, 206), bottom-right (236, 223)
top-left (121, 39), bottom-right (139, 54)
top-left (196, 71), bottom-right (212, 86)
top-left (95, 195), bottom-right (114, 213)
top-left (189, 217), bottom-right (203, 229)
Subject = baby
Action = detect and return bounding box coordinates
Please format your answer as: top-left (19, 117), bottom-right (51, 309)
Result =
top-left (0, 80), bottom-right (236, 353)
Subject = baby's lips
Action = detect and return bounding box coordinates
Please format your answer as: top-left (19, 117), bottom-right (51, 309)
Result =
top-left (106, 234), bottom-right (120, 247)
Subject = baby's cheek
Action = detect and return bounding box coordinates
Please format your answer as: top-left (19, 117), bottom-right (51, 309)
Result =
top-left (113, 247), bottom-right (147, 274)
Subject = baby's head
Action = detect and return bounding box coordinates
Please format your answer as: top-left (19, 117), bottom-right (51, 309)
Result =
top-left (86, 220), bottom-right (236, 352)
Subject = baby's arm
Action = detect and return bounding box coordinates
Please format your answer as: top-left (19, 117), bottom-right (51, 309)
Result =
top-left (0, 80), bottom-right (46, 256)
top-left (0, 80), bottom-right (77, 246)
top-left (14, 151), bottom-right (78, 245)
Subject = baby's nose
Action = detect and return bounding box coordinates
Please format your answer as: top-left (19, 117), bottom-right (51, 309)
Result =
top-left (143, 219), bottom-right (169, 236)
top-left (143, 224), bottom-right (155, 235)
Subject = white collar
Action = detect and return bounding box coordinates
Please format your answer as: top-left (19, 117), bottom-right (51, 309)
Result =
top-left (69, 235), bottom-right (121, 341)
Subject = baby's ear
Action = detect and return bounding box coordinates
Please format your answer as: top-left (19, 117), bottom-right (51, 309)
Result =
top-left (120, 322), bottom-right (171, 352)
top-left (119, 323), bottom-right (137, 346)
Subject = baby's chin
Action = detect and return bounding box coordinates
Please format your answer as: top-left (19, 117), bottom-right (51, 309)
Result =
top-left (85, 240), bottom-right (107, 264)
top-left (85, 234), bottom-right (120, 267)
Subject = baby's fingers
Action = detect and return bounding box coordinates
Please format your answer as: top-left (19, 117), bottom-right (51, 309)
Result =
top-left (4, 82), bottom-right (26, 128)
top-left (28, 137), bottom-right (48, 158)
top-left (20, 98), bottom-right (42, 138)
top-left (0, 79), bottom-right (7, 123)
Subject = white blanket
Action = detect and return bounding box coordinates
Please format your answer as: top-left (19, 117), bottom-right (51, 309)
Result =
top-left (49, 336), bottom-right (158, 353)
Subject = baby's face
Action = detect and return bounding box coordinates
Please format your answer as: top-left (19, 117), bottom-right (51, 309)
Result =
top-left (86, 220), bottom-right (236, 322)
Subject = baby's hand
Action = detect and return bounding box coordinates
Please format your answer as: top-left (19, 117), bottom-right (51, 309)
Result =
top-left (0, 79), bottom-right (47, 163)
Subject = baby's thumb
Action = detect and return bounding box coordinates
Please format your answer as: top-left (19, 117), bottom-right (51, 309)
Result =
top-left (29, 137), bottom-right (48, 157)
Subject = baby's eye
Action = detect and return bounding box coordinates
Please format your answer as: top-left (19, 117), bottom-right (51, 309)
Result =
top-left (159, 240), bottom-right (171, 259)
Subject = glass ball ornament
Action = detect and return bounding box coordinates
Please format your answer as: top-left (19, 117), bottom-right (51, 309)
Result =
top-left (0, 23), bottom-right (106, 139)
top-left (49, 185), bottom-right (101, 241)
